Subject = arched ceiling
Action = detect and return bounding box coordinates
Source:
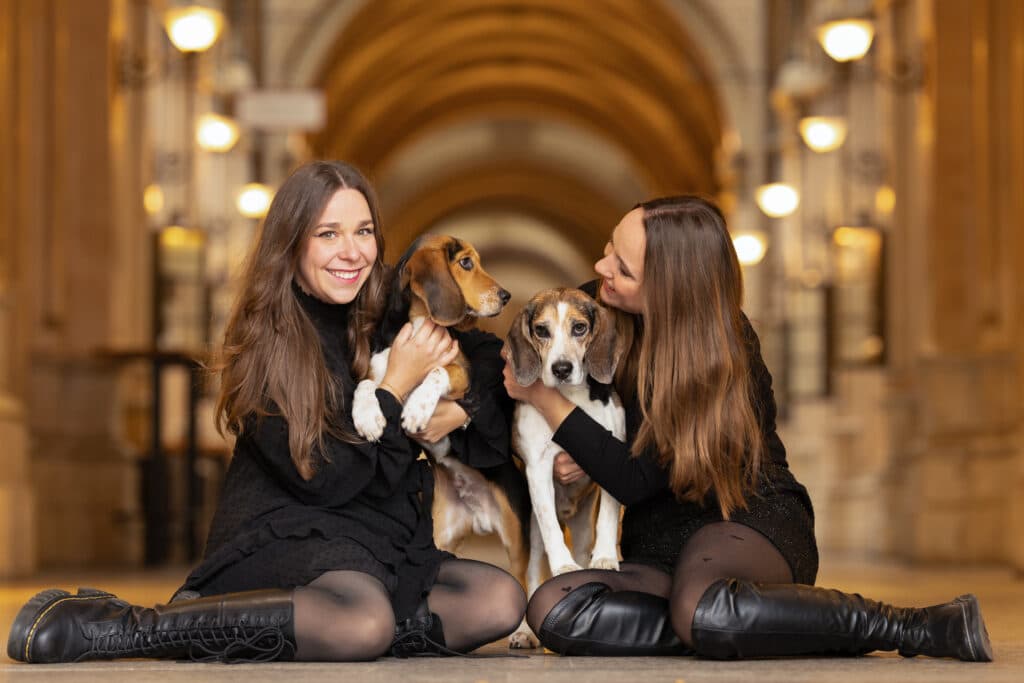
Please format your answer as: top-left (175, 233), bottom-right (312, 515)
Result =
top-left (307, 0), bottom-right (726, 253)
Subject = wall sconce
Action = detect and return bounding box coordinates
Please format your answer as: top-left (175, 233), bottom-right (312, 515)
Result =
top-left (733, 232), bottom-right (768, 266)
top-left (196, 113), bottom-right (240, 152)
top-left (756, 183), bottom-right (800, 218)
top-left (164, 5), bottom-right (224, 53)
top-left (237, 183), bottom-right (273, 218)
top-left (816, 18), bottom-right (875, 62)
top-left (143, 184), bottom-right (165, 216)
top-left (799, 116), bottom-right (848, 153)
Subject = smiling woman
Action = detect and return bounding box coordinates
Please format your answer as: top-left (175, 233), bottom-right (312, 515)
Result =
top-left (5, 161), bottom-right (526, 664)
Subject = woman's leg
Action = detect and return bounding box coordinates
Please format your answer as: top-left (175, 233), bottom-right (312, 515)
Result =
top-left (424, 558), bottom-right (527, 652)
top-left (292, 570), bottom-right (396, 661)
top-left (525, 562), bottom-right (688, 655)
top-left (525, 562), bottom-right (670, 633)
top-left (669, 521), bottom-right (793, 648)
top-left (671, 522), bottom-right (993, 661)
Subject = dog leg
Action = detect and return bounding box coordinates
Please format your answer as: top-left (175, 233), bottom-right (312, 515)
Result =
top-left (401, 366), bottom-right (449, 433)
top-left (565, 492), bottom-right (597, 569)
top-left (352, 379), bottom-right (386, 441)
top-left (509, 513), bottom-right (546, 649)
top-left (589, 488), bottom-right (622, 571)
top-left (525, 450), bottom-right (581, 577)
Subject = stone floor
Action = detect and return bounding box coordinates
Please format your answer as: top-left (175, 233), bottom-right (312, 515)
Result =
top-left (2, 537), bottom-right (1022, 682)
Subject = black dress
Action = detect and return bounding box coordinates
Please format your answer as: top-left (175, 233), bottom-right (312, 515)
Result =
top-left (177, 285), bottom-right (512, 619)
top-left (551, 291), bottom-right (818, 585)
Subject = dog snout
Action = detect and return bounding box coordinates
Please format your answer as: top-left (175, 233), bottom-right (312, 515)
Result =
top-left (498, 288), bottom-right (511, 306)
top-left (551, 360), bottom-right (573, 381)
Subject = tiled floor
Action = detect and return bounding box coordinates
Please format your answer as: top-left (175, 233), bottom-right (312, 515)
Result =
top-left (2, 537), bottom-right (1021, 682)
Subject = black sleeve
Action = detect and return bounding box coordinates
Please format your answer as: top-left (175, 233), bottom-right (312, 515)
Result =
top-left (245, 389), bottom-right (419, 507)
top-left (448, 328), bottom-right (514, 468)
top-left (551, 407), bottom-right (670, 506)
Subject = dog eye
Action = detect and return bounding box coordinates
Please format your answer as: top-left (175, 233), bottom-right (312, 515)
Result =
top-left (571, 322), bottom-right (588, 336)
top-left (458, 256), bottom-right (474, 271)
top-left (533, 325), bottom-right (550, 339)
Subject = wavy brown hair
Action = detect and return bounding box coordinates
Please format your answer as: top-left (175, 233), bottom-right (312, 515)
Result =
top-left (214, 161), bottom-right (387, 480)
top-left (606, 196), bottom-right (763, 518)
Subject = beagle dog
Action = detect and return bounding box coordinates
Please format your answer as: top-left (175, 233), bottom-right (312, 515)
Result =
top-left (506, 288), bottom-right (626, 589)
top-left (352, 236), bottom-right (533, 638)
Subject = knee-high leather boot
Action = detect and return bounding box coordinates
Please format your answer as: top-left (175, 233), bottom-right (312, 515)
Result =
top-left (537, 582), bottom-right (692, 656)
top-left (390, 599), bottom-right (456, 657)
top-left (690, 578), bottom-right (993, 661)
top-left (7, 587), bottom-right (296, 663)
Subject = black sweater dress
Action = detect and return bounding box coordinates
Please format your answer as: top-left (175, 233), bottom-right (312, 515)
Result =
top-left (552, 289), bottom-right (818, 584)
top-left (177, 285), bottom-right (512, 619)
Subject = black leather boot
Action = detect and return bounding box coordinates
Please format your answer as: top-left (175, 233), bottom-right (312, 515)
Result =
top-left (537, 582), bottom-right (692, 656)
top-left (691, 578), bottom-right (993, 661)
top-left (391, 600), bottom-right (458, 657)
top-left (7, 587), bottom-right (296, 663)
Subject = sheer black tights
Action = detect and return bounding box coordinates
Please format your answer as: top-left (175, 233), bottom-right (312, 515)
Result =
top-left (427, 558), bottom-right (527, 652)
top-left (525, 521), bottom-right (793, 649)
top-left (670, 521), bottom-right (793, 648)
top-left (293, 570), bottom-right (395, 661)
top-left (293, 560), bottom-right (526, 660)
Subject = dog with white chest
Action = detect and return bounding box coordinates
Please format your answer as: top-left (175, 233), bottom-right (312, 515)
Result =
top-left (506, 288), bottom-right (626, 585)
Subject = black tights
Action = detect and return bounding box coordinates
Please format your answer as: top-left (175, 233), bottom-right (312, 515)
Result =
top-left (526, 521), bottom-right (793, 648)
top-left (294, 558), bottom-right (526, 661)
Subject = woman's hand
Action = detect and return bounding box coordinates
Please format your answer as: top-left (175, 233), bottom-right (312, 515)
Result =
top-left (501, 345), bottom-right (577, 431)
top-left (554, 451), bottom-right (586, 485)
top-left (381, 320), bottom-right (459, 400)
top-left (406, 399), bottom-right (468, 443)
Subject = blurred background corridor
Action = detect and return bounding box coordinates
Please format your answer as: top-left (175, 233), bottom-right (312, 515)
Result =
top-left (1, 0), bottom-right (1023, 630)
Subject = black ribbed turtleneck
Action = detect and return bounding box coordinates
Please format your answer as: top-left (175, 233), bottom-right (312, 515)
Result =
top-left (292, 280), bottom-right (352, 380)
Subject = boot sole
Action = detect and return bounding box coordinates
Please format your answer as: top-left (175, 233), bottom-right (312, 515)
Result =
top-left (5, 588), bottom-right (114, 663)
top-left (959, 594), bottom-right (994, 662)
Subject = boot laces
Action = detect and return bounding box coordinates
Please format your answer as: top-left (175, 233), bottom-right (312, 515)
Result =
top-left (81, 623), bottom-right (294, 664)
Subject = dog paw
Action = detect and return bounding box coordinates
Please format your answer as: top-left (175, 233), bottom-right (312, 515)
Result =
top-left (353, 381), bottom-right (386, 441)
top-left (401, 391), bottom-right (440, 433)
top-left (509, 629), bottom-right (540, 649)
top-left (589, 556), bottom-right (620, 571)
top-left (552, 562), bottom-right (583, 576)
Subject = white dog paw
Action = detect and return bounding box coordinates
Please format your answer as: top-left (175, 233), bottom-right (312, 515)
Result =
top-left (552, 562), bottom-right (583, 576)
top-left (589, 556), bottom-right (620, 571)
top-left (508, 629), bottom-right (540, 649)
top-left (353, 381), bottom-right (386, 441)
top-left (401, 389), bottom-right (440, 433)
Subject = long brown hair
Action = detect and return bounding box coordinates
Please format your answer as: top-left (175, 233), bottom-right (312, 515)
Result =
top-left (608, 195), bottom-right (763, 518)
top-left (215, 161), bottom-right (387, 480)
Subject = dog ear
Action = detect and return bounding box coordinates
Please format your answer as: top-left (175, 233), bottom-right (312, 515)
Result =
top-left (506, 303), bottom-right (541, 386)
top-left (405, 247), bottom-right (466, 326)
top-left (583, 301), bottom-right (623, 384)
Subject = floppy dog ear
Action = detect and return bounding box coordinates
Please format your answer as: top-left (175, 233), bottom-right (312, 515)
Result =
top-left (404, 247), bottom-right (466, 326)
top-left (583, 302), bottom-right (623, 384)
top-left (505, 303), bottom-right (541, 386)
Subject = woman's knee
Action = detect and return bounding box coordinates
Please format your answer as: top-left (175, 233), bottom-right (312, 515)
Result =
top-left (491, 572), bottom-right (528, 630)
top-left (298, 596), bottom-right (395, 660)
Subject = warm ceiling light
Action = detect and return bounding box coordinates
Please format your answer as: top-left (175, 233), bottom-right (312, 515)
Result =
top-left (816, 19), bottom-right (875, 62)
top-left (196, 113), bottom-right (239, 152)
top-left (875, 185), bottom-right (896, 214)
top-left (164, 6), bottom-right (224, 53)
top-left (799, 116), bottom-right (848, 152)
top-left (143, 184), bottom-right (165, 215)
top-left (237, 183), bottom-right (273, 218)
top-left (733, 233), bottom-right (767, 266)
top-left (755, 183), bottom-right (800, 218)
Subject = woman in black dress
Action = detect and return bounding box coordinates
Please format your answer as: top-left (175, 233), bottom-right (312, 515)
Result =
top-left (8, 161), bottom-right (525, 664)
top-left (505, 195), bottom-right (992, 661)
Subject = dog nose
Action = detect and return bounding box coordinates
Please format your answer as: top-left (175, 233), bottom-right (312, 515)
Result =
top-left (551, 361), bottom-right (572, 380)
top-left (498, 289), bottom-right (511, 305)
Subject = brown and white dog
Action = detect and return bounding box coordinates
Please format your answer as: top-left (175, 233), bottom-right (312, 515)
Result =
top-left (506, 288), bottom-right (626, 588)
top-left (352, 236), bottom-right (533, 637)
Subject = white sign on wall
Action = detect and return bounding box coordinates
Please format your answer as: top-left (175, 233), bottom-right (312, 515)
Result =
top-left (235, 89), bottom-right (326, 131)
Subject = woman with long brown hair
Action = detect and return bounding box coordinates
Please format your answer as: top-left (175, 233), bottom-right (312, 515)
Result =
top-left (8, 161), bottom-right (525, 664)
top-left (506, 195), bottom-right (991, 661)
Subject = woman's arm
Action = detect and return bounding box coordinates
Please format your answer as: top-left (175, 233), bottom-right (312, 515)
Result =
top-left (502, 355), bottom-right (669, 505)
top-left (245, 388), bottom-right (418, 507)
